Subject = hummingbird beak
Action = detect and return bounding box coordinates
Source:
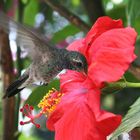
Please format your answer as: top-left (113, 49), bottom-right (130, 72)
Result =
top-left (82, 66), bottom-right (88, 75)
top-left (85, 64), bottom-right (88, 74)
top-left (84, 67), bottom-right (88, 74)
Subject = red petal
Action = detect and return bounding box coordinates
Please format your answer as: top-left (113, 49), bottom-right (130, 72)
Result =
top-left (88, 27), bottom-right (137, 86)
top-left (67, 17), bottom-right (124, 65)
top-left (85, 16), bottom-right (123, 47)
top-left (48, 94), bottom-right (106, 140)
top-left (47, 80), bottom-right (121, 139)
top-left (60, 70), bottom-right (86, 93)
top-left (67, 39), bottom-right (88, 60)
top-left (97, 110), bottom-right (121, 136)
top-left (67, 39), bottom-right (85, 52)
top-left (87, 90), bottom-right (121, 136)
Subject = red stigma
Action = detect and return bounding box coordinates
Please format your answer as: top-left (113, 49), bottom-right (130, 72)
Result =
top-left (20, 108), bottom-right (23, 112)
top-left (36, 124), bottom-right (41, 128)
top-left (30, 106), bottom-right (34, 110)
top-left (20, 121), bottom-right (24, 125)
top-left (19, 104), bottom-right (43, 128)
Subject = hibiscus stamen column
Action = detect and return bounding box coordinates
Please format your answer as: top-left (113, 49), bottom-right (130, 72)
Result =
top-left (19, 88), bottom-right (64, 128)
top-left (38, 88), bottom-right (64, 116)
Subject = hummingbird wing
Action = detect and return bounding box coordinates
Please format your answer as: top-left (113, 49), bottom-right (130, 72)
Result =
top-left (0, 12), bottom-right (57, 60)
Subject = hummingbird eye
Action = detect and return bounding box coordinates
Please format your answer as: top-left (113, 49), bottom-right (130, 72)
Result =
top-left (72, 60), bottom-right (83, 68)
top-left (76, 62), bottom-right (82, 67)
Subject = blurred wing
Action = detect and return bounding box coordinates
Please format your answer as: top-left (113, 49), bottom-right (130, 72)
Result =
top-left (0, 12), bottom-right (56, 60)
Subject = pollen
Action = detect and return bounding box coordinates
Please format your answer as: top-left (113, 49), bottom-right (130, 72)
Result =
top-left (38, 88), bottom-right (64, 116)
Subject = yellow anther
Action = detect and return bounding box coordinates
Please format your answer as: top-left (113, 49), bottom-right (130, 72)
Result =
top-left (38, 88), bottom-right (64, 116)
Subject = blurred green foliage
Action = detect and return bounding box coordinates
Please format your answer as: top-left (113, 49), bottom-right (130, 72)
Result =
top-left (19, 133), bottom-right (39, 140)
top-left (23, 0), bottom-right (39, 25)
top-left (52, 24), bottom-right (80, 43)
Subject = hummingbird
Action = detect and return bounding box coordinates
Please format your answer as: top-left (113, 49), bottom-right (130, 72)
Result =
top-left (0, 12), bottom-right (88, 98)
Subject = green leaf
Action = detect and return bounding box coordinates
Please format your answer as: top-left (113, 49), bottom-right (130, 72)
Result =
top-left (110, 97), bottom-right (140, 139)
top-left (52, 24), bottom-right (80, 43)
top-left (4, 0), bottom-right (13, 11)
top-left (102, 79), bottom-right (127, 94)
top-left (44, 5), bottom-right (53, 23)
top-left (25, 79), bottom-right (60, 107)
top-left (107, 4), bottom-right (126, 24)
top-left (72, 0), bottom-right (80, 6)
top-left (124, 71), bottom-right (140, 83)
top-left (23, 0), bottom-right (39, 26)
top-left (23, 57), bottom-right (31, 68)
top-left (102, 83), bottom-right (123, 94)
top-left (134, 36), bottom-right (140, 65)
top-left (21, 0), bottom-right (29, 4)
top-left (127, 0), bottom-right (140, 26)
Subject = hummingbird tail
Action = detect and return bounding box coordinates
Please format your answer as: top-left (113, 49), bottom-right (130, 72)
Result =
top-left (3, 74), bottom-right (29, 98)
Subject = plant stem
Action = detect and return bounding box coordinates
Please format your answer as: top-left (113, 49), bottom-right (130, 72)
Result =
top-left (102, 81), bottom-right (140, 94)
top-left (44, 0), bottom-right (90, 32)
top-left (109, 81), bottom-right (140, 88)
top-left (125, 81), bottom-right (140, 88)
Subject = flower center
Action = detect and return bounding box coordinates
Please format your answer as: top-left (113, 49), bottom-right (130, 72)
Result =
top-left (19, 88), bottom-right (63, 128)
top-left (38, 88), bottom-right (64, 116)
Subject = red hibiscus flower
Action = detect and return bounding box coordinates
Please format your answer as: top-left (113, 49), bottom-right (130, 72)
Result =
top-left (20, 16), bottom-right (137, 140)
top-left (46, 16), bottom-right (136, 140)
top-left (46, 72), bottom-right (121, 140)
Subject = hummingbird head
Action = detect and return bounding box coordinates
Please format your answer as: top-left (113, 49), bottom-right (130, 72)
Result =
top-left (66, 51), bottom-right (88, 74)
